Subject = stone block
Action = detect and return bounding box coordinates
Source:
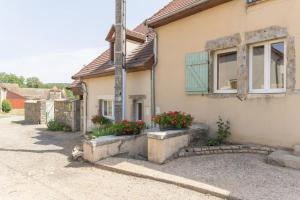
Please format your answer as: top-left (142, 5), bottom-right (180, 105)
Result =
top-left (294, 145), bottom-right (300, 156)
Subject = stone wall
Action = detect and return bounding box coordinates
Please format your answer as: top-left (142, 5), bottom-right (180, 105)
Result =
top-left (24, 100), bottom-right (46, 124)
top-left (54, 100), bottom-right (81, 132)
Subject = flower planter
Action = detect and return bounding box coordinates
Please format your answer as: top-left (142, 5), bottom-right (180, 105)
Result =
top-left (159, 125), bottom-right (188, 131)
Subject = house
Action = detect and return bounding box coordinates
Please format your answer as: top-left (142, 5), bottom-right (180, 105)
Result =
top-left (72, 23), bottom-right (155, 131)
top-left (72, 0), bottom-right (300, 148)
top-left (0, 83), bottom-right (66, 109)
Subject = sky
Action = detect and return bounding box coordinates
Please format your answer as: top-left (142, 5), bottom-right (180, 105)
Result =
top-left (0, 0), bottom-right (170, 83)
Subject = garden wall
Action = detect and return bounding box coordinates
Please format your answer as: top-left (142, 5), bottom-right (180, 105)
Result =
top-left (54, 100), bottom-right (81, 132)
top-left (24, 100), bottom-right (46, 124)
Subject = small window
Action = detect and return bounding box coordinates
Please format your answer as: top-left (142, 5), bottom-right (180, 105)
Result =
top-left (249, 40), bottom-right (286, 93)
top-left (214, 48), bottom-right (238, 93)
top-left (102, 100), bottom-right (114, 119)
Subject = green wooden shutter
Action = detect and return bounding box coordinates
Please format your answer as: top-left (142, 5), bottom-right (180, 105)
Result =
top-left (185, 51), bottom-right (209, 93)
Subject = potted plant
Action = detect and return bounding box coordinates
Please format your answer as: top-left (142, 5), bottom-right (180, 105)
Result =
top-left (152, 111), bottom-right (193, 131)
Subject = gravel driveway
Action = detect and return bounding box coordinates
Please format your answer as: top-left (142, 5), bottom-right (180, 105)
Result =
top-left (0, 116), bottom-right (220, 200)
top-left (100, 152), bottom-right (300, 200)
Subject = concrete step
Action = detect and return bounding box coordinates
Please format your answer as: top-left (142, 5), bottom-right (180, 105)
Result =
top-left (267, 150), bottom-right (300, 170)
top-left (294, 144), bottom-right (300, 156)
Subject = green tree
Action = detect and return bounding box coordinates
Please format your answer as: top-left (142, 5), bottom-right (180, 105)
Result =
top-left (0, 72), bottom-right (25, 87)
top-left (26, 77), bottom-right (43, 88)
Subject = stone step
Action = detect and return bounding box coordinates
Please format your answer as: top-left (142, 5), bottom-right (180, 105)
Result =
top-left (294, 145), bottom-right (300, 156)
top-left (267, 150), bottom-right (300, 170)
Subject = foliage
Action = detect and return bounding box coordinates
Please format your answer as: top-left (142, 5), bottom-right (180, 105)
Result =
top-left (0, 72), bottom-right (25, 87)
top-left (113, 120), bottom-right (145, 136)
top-left (1, 100), bottom-right (12, 113)
top-left (152, 111), bottom-right (193, 130)
top-left (64, 88), bottom-right (78, 100)
top-left (47, 120), bottom-right (69, 132)
top-left (91, 120), bottom-right (146, 138)
top-left (207, 117), bottom-right (231, 146)
top-left (26, 77), bottom-right (43, 88)
top-left (92, 125), bottom-right (116, 138)
top-left (91, 115), bottom-right (112, 126)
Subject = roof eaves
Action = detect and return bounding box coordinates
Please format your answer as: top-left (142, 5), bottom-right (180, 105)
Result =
top-left (147, 0), bottom-right (233, 28)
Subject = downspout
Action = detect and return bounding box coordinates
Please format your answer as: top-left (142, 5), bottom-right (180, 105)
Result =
top-left (151, 30), bottom-right (158, 127)
top-left (81, 80), bottom-right (88, 135)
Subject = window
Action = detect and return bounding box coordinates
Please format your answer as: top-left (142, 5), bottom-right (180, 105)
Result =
top-left (249, 40), bottom-right (286, 93)
top-left (102, 100), bottom-right (114, 119)
top-left (214, 48), bottom-right (238, 93)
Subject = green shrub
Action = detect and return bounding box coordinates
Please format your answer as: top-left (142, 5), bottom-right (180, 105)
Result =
top-left (207, 117), bottom-right (231, 146)
top-left (92, 125), bottom-right (115, 138)
top-left (113, 120), bottom-right (145, 136)
top-left (91, 115), bottom-right (112, 126)
top-left (1, 100), bottom-right (12, 113)
top-left (47, 120), bottom-right (65, 131)
top-left (91, 120), bottom-right (146, 139)
top-left (152, 111), bottom-right (193, 130)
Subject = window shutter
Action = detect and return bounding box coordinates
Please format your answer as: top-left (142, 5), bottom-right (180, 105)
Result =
top-left (185, 51), bottom-right (209, 93)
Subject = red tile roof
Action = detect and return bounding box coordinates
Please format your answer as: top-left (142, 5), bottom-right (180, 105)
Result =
top-left (150, 0), bottom-right (198, 21)
top-left (72, 23), bottom-right (154, 79)
top-left (147, 0), bottom-right (232, 28)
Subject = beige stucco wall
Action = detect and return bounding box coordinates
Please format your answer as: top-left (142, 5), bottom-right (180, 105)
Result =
top-left (84, 70), bottom-right (151, 130)
top-left (154, 0), bottom-right (300, 148)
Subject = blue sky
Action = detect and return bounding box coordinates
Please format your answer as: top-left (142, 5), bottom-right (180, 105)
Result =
top-left (0, 0), bottom-right (170, 83)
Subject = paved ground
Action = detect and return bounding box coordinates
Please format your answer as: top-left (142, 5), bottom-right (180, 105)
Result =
top-left (100, 152), bottom-right (300, 200)
top-left (0, 116), bottom-right (221, 200)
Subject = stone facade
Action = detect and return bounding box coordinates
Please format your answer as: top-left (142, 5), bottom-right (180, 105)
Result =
top-left (24, 100), bottom-right (46, 124)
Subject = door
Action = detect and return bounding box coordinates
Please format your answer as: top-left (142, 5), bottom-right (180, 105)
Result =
top-left (46, 100), bottom-right (54, 123)
top-left (135, 101), bottom-right (143, 121)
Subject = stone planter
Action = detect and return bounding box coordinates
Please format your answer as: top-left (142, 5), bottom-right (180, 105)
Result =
top-left (147, 124), bottom-right (208, 164)
top-left (83, 133), bottom-right (147, 163)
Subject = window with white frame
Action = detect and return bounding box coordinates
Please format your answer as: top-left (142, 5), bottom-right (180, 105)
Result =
top-left (249, 40), bottom-right (286, 93)
top-left (214, 48), bottom-right (238, 93)
top-left (102, 100), bottom-right (114, 119)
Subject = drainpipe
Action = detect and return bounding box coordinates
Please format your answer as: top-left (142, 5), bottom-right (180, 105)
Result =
top-left (151, 31), bottom-right (158, 127)
top-left (81, 80), bottom-right (88, 135)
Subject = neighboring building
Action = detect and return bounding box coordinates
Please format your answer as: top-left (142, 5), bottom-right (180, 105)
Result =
top-left (0, 83), bottom-right (66, 109)
top-left (72, 0), bottom-right (300, 148)
top-left (72, 23), bottom-right (154, 131)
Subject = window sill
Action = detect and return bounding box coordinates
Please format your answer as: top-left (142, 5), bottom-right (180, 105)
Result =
top-left (247, 93), bottom-right (286, 99)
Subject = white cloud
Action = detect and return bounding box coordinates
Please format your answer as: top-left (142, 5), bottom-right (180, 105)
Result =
top-left (0, 47), bottom-right (107, 83)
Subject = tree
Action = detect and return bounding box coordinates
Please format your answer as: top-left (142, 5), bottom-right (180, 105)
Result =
top-left (26, 77), bottom-right (43, 88)
top-left (0, 72), bottom-right (25, 87)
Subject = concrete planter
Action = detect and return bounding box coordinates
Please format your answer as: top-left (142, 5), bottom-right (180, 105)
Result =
top-left (147, 124), bottom-right (208, 164)
top-left (83, 133), bottom-right (147, 163)
top-left (83, 123), bottom-right (209, 164)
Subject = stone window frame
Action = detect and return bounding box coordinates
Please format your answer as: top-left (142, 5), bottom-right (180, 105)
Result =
top-left (129, 95), bottom-right (146, 121)
top-left (204, 26), bottom-right (296, 99)
top-left (205, 33), bottom-right (243, 98)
